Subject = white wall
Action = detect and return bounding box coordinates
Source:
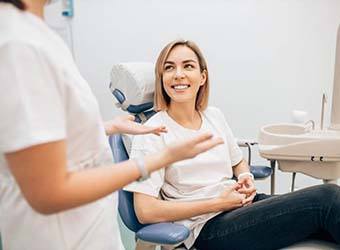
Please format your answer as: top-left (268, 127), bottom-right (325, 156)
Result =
top-left (47, 0), bottom-right (340, 194)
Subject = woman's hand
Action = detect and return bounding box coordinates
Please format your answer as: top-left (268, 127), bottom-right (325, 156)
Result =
top-left (212, 183), bottom-right (246, 212)
top-left (237, 175), bottom-right (256, 206)
top-left (104, 115), bottom-right (167, 136)
top-left (165, 132), bottom-right (224, 163)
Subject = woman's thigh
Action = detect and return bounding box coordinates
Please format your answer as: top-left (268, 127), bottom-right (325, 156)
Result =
top-left (194, 184), bottom-right (340, 250)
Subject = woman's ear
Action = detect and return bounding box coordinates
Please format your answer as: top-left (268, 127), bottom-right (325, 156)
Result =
top-left (200, 69), bottom-right (207, 86)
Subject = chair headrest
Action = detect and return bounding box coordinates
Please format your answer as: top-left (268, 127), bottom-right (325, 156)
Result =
top-left (110, 62), bottom-right (155, 114)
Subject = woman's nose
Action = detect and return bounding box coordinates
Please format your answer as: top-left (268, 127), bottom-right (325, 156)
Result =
top-left (174, 68), bottom-right (185, 79)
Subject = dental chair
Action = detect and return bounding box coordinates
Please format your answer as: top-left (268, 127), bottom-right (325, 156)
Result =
top-left (109, 63), bottom-right (340, 250)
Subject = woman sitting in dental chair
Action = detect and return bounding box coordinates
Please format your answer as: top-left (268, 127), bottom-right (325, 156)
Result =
top-left (124, 39), bottom-right (340, 250)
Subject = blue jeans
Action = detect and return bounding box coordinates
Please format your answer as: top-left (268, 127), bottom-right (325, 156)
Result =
top-left (194, 184), bottom-right (340, 250)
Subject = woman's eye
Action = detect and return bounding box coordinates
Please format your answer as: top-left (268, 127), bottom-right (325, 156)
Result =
top-left (164, 65), bottom-right (174, 71)
top-left (184, 64), bottom-right (194, 69)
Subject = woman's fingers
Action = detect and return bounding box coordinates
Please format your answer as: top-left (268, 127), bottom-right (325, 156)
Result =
top-left (238, 186), bottom-right (256, 195)
top-left (220, 183), bottom-right (240, 197)
top-left (231, 182), bottom-right (242, 191)
top-left (217, 188), bottom-right (247, 211)
top-left (242, 191), bottom-right (256, 206)
top-left (237, 176), bottom-right (256, 197)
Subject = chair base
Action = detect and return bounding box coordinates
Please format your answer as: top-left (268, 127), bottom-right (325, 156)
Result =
top-left (136, 239), bottom-right (156, 250)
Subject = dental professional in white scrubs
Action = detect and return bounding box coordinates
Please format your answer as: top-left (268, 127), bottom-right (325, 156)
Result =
top-left (0, 1), bottom-right (224, 249)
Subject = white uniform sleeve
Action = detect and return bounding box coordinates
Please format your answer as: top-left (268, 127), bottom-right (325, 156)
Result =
top-left (0, 42), bottom-right (66, 153)
top-left (124, 133), bottom-right (166, 198)
top-left (214, 108), bottom-right (243, 166)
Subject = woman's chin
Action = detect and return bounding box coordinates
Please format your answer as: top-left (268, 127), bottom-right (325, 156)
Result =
top-left (170, 97), bottom-right (196, 105)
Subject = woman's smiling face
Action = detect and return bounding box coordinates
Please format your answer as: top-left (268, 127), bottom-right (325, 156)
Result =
top-left (162, 45), bottom-right (207, 106)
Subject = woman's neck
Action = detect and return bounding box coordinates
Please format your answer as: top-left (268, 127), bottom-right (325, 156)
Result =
top-left (24, 0), bottom-right (45, 18)
top-left (167, 102), bottom-right (202, 130)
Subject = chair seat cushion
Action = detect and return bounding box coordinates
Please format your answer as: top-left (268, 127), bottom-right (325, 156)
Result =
top-left (136, 223), bottom-right (190, 245)
top-left (250, 165), bottom-right (272, 179)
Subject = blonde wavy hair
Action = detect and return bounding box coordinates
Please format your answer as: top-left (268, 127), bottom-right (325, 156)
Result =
top-left (154, 39), bottom-right (210, 111)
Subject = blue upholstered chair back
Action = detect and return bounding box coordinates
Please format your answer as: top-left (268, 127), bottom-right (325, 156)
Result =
top-left (108, 134), bottom-right (145, 232)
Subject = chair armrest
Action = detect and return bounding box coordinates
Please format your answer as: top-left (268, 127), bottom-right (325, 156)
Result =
top-left (236, 138), bottom-right (257, 164)
top-left (236, 138), bottom-right (258, 147)
top-left (136, 222), bottom-right (190, 245)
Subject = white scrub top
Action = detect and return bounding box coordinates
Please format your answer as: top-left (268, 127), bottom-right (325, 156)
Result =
top-left (0, 3), bottom-right (124, 250)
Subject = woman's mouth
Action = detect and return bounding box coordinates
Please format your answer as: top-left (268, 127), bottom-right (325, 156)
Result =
top-left (171, 84), bottom-right (190, 90)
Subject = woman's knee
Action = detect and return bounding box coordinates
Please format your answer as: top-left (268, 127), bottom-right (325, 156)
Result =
top-left (299, 184), bottom-right (340, 203)
top-left (315, 184), bottom-right (340, 201)
top-left (320, 183), bottom-right (339, 192)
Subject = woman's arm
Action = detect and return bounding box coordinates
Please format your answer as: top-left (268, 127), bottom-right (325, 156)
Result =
top-left (233, 159), bottom-right (250, 178)
top-left (134, 184), bottom-right (246, 224)
top-left (6, 133), bottom-right (223, 215)
top-left (233, 159), bottom-right (256, 205)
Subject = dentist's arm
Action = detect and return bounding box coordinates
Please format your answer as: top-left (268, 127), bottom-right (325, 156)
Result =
top-left (6, 133), bottom-right (223, 215)
top-left (104, 114), bottom-right (167, 136)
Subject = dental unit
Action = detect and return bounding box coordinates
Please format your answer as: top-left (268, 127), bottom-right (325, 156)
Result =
top-left (258, 25), bottom-right (340, 184)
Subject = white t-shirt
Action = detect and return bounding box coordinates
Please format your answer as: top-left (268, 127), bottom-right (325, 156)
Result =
top-left (124, 107), bottom-right (243, 249)
top-left (0, 4), bottom-right (124, 250)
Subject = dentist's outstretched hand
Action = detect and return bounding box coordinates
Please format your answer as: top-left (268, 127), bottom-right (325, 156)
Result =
top-left (166, 132), bottom-right (224, 162)
top-left (144, 132), bottom-right (224, 175)
top-left (104, 115), bottom-right (167, 136)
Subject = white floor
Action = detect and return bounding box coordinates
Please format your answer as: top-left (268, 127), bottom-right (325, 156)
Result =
top-left (281, 240), bottom-right (340, 250)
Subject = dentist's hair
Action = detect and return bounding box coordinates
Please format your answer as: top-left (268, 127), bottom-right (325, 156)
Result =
top-left (0, 0), bottom-right (26, 10)
top-left (154, 39), bottom-right (210, 111)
